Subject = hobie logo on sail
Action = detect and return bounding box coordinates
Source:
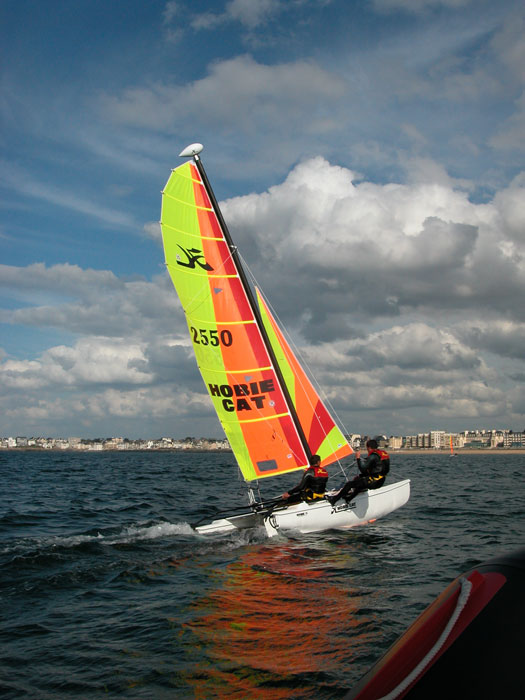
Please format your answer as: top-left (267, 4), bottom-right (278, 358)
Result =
top-left (176, 245), bottom-right (213, 271)
top-left (208, 379), bottom-right (275, 412)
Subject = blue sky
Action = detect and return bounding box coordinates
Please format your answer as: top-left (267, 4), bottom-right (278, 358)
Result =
top-left (1, 0), bottom-right (524, 439)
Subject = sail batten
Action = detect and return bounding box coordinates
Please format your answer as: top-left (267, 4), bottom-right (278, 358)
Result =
top-left (198, 365), bottom-right (273, 373)
top-left (162, 223), bottom-right (222, 241)
top-left (183, 319), bottom-right (258, 328)
top-left (185, 320), bottom-right (257, 328)
top-left (223, 412), bottom-right (290, 425)
top-left (163, 192), bottom-right (213, 211)
top-left (165, 265), bottom-right (238, 280)
top-left (160, 156), bottom-right (351, 482)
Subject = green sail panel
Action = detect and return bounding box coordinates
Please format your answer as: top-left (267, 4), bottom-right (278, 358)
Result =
top-left (160, 161), bottom-right (310, 481)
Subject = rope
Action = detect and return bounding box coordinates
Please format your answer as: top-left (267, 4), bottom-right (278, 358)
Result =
top-left (378, 576), bottom-right (473, 700)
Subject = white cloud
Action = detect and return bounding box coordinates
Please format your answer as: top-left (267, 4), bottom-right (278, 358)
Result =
top-left (162, 1), bottom-right (184, 42)
top-left (144, 221), bottom-right (162, 242)
top-left (295, 327), bottom-right (510, 431)
top-left (191, 0), bottom-right (282, 30)
top-left (223, 157), bottom-right (525, 336)
top-left (3, 156), bottom-right (524, 437)
top-left (217, 156), bottom-right (524, 430)
top-left (0, 164), bottom-right (137, 230)
top-left (354, 323), bottom-right (480, 371)
top-left (373, 0), bottom-right (476, 14)
top-left (492, 172), bottom-right (525, 242)
top-left (0, 333), bottom-right (211, 435)
top-left (0, 383), bottom-right (215, 436)
top-left (457, 320), bottom-right (525, 360)
top-left (100, 55), bottom-right (345, 134)
top-left (225, 0), bottom-right (281, 28)
top-left (0, 338), bottom-right (151, 391)
top-left (1, 263), bottom-right (182, 338)
top-left (0, 263), bottom-right (121, 297)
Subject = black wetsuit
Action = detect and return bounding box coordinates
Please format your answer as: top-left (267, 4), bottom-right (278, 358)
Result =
top-left (330, 449), bottom-right (389, 504)
top-left (284, 466), bottom-right (329, 504)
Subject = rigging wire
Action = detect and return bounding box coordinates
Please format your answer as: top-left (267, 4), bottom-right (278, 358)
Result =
top-left (239, 253), bottom-right (353, 481)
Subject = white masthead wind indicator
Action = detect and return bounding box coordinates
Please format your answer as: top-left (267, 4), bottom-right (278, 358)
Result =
top-left (179, 143), bottom-right (204, 158)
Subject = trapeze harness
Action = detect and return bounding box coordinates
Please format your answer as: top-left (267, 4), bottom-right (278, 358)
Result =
top-left (303, 465), bottom-right (329, 501)
top-left (287, 465), bottom-right (329, 503)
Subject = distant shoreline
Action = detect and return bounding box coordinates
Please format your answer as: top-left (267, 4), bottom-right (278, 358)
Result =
top-left (391, 448), bottom-right (525, 455)
top-left (2, 447), bottom-right (524, 455)
top-left (0, 447), bottom-right (233, 453)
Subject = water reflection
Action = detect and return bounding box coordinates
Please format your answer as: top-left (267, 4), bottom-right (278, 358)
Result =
top-left (180, 540), bottom-right (379, 699)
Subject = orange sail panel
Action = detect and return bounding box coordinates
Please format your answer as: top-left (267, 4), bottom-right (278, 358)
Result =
top-left (160, 161), bottom-right (309, 481)
top-left (256, 290), bottom-right (353, 467)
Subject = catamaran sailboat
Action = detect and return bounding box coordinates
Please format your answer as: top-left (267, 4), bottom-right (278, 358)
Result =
top-left (160, 144), bottom-right (410, 536)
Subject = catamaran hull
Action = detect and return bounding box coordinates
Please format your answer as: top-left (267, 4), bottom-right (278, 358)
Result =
top-left (195, 479), bottom-right (410, 537)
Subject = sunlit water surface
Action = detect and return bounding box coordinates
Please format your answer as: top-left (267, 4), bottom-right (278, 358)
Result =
top-left (1, 450), bottom-right (523, 698)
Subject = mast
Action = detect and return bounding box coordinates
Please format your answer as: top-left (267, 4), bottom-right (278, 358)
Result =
top-left (189, 148), bottom-right (313, 463)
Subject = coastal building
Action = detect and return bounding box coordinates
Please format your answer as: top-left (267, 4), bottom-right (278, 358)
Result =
top-left (1, 430), bottom-right (523, 451)
top-left (503, 431), bottom-right (525, 448)
top-left (418, 433), bottom-right (431, 448)
top-left (389, 436), bottom-right (403, 450)
top-left (346, 434), bottom-right (362, 450)
top-left (430, 431), bottom-right (446, 449)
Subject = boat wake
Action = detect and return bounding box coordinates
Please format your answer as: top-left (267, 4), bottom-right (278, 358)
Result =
top-left (2, 520), bottom-right (197, 555)
top-left (54, 520), bottom-right (197, 547)
top-left (105, 520), bottom-right (196, 544)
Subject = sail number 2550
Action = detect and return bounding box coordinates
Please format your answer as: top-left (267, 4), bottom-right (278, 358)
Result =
top-left (190, 327), bottom-right (233, 347)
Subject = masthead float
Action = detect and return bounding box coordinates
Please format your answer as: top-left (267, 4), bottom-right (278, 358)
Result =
top-left (179, 143), bottom-right (204, 158)
top-left (160, 144), bottom-right (410, 536)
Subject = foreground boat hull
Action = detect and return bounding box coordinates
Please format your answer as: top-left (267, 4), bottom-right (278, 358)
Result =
top-left (345, 546), bottom-right (525, 699)
top-left (195, 479), bottom-right (410, 537)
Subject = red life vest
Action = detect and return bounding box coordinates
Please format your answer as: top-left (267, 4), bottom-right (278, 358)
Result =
top-left (303, 465), bottom-right (328, 501)
top-left (369, 449), bottom-right (390, 475)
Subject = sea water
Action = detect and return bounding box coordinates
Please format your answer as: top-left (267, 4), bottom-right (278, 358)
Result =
top-left (1, 450), bottom-right (523, 699)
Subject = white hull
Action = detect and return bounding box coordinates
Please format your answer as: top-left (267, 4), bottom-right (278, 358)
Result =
top-left (195, 479), bottom-right (410, 537)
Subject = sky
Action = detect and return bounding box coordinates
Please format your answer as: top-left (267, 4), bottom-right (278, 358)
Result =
top-left (1, 0), bottom-right (524, 439)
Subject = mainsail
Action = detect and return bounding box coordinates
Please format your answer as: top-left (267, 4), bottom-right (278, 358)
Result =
top-left (160, 154), bottom-right (352, 482)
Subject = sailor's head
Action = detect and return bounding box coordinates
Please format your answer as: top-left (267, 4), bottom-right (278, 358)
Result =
top-left (366, 439), bottom-right (378, 451)
top-left (309, 454), bottom-right (321, 467)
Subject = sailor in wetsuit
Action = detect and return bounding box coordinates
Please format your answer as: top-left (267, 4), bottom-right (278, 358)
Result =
top-left (281, 454), bottom-right (328, 505)
top-left (327, 439), bottom-right (389, 505)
